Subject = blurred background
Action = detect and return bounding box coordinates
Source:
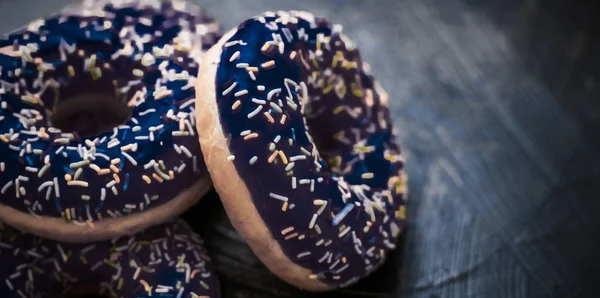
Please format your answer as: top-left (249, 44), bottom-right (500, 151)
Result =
top-left (1, 0), bottom-right (600, 297)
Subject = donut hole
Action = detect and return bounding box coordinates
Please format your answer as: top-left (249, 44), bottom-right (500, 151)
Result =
top-left (50, 92), bottom-right (132, 138)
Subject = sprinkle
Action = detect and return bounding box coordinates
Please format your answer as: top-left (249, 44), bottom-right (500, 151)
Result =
top-left (234, 90), bottom-right (248, 97)
top-left (227, 155), bottom-right (235, 161)
top-left (132, 69), bottom-right (144, 77)
top-left (284, 232), bottom-right (298, 240)
top-left (278, 151), bottom-right (288, 164)
top-left (142, 175), bottom-right (151, 184)
top-left (231, 100), bottom-right (241, 110)
top-left (269, 193), bottom-right (288, 201)
top-left (249, 156), bottom-right (258, 165)
top-left (243, 133), bottom-right (259, 140)
top-left (247, 105), bottom-right (263, 118)
top-left (269, 102), bottom-right (282, 113)
top-left (268, 150), bottom-right (279, 163)
top-left (221, 82), bottom-right (237, 96)
top-left (280, 114), bottom-right (287, 124)
top-left (362, 173), bottom-right (374, 179)
top-left (229, 51), bottom-right (241, 62)
top-left (308, 274), bottom-right (318, 280)
top-left (261, 60), bottom-right (275, 69)
top-left (121, 152), bottom-right (137, 166)
top-left (281, 226), bottom-right (294, 235)
top-left (152, 173), bottom-right (164, 183)
top-left (67, 181), bottom-right (88, 187)
top-left (297, 252), bottom-right (311, 259)
top-left (252, 98), bottom-right (266, 105)
top-left (257, 85), bottom-right (266, 91)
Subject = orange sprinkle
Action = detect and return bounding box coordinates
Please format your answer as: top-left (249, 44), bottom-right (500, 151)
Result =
top-left (261, 60), bottom-right (275, 69)
top-left (289, 51), bottom-right (297, 60)
top-left (112, 174), bottom-right (120, 184)
top-left (110, 164), bottom-right (120, 173)
top-left (342, 257), bottom-right (347, 263)
top-left (110, 158), bottom-right (120, 165)
top-left (0, 135), bottom-right (7, 143)
top-left (231, 100), bottom-right (241, 110)
top-left (246, 66), bottom-right (259, 73)
top-left (260, 43), bottom-right (271, 53)
top-left (169, 170), bottom-right (174, 180)
top-left (284, 232), bottom-right (298, 240)
top-left (268, 150), bottom-right (279, 163)
top-left (64, 174), bottom-right (72, 181)
top-left (308, 274), bottom-right (318, 280)
top-left (263, 112), bottom-right (275, 123)
top-left (243, 133), bottom-right (259, 140)
top-left (152, 173), bottom-right (164, 183)
top-left (98, 169), bottom-right (111, 175)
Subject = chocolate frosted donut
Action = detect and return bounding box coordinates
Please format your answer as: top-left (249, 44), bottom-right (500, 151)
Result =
top-left (0, 0), bottom-right (220, 242)
top-left (0, 219), bottom-right (219, 298)
top-left (196, 11), bottom-right (407, 290)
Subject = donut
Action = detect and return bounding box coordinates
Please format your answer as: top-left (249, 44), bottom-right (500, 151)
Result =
top-left (195, 11), bottom-right (407, 290)
top-left (0, 218), bottom-right (219, 298)
top-left (0, 0), bottom-right (220, 242)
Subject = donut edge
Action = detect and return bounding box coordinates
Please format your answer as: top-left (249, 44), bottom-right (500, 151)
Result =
top-left (194, 29), bottom-right (332, 292)
top-left (0, 176), bottom-right (212, 243)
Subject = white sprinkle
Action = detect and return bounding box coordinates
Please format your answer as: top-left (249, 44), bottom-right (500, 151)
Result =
top-left (139, 109), bottom-right (156, 116)
top-left (180, 145), bottom-right (192, 158)
top-left (338, 226), bottom-right (351, 238)
top-left (236, 63), bottom-right (249, 68)
top-left (37, 181), bottom-right (53, 192)
top-left (269, 193), bottom-right (288, 201)
top-left (1, 181), bottom-right (13, 194)
top-left (227, 155), bottom-right (235, 161)
top-left (111, 186), bottom-right (118, 195)
top-left (121, 152), bottom-right (137, 166)
top-left (292, 177), bottom-right (297, 189)
top-left (297, 252), bottom-right (311, 259)
top-left (267, 88), bottom-right (281, 101)
top-left (247, 105), bottom-right (263, 118)
top-left (240, 130), bottom-right (251, 136)
top-left (290, 155), bottom-right (306, 161)
top-left (229, 51), bottom-right (241, 62)
top-left (53, 177), bottom-right (60, 197)
top-left (284, 162), bottom-right (295, 171)
top-left (234, 90), bottom-right (248, 97)
top-left (221, 82), bottom-right (237, 96)
top-left (309, 214), bottom-right (318, 229)
top-left (252, 98), bottom-right (266, 105)
top-left (257, 85), bottom-right (266, 91)
top-left (249, 156), bottom-right (258, 165)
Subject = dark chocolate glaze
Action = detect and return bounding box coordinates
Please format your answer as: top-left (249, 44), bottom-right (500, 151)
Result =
top-left (215, 11), bottom-right (407, 287)
top-left (0, 219), bottom-right (220, 298)
top-left (0, 0), bottom-right (221, 222)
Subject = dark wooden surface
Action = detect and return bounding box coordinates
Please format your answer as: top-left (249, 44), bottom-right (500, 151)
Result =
top-left (2, 0), bottom-right (600, 297)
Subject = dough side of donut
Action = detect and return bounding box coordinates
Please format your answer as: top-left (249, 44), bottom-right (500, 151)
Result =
top-left (0, 176), bottom-right (211, 242)
top-left (195, 29), bottom-right (331, 291)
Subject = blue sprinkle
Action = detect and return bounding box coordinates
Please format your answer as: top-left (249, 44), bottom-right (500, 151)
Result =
top-left (94, 201), bottom-right (104, 213)
top-left (368, 236), bottom-right (377, 245)
top-left (123, 173), bottom-right (130, 191)
top-left (291, 128), bottom-right (296, 140)
top-left (121, 130), bottom-right (127, 141)
top-left (25, 156), bottom-right (33, 166)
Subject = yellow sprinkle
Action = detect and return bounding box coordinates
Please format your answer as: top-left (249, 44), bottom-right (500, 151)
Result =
top-left (308, 274), bottom-right (318, 280)
top-left (200, 280), bottom-right (209, 289)
top-left (152, 173), bottom-right (164, 183)
top-left (278, 151), bottom-right (288, 164)
top-left (0, 135), bottom-right (7, 143)
top-left (350, 83), bottom-right (363, 97)
top-left (232, 100), bottom-right (241, 110)
top-left (117, 278), bottom-right (124, 290)
top-left (243, 133), bottom-right (259, 140)
top-left (322, 84), bottom-right (333, 94)
top-left (332, 131), bottom-right (345, 140)
top-left (65, 209), bottom-right (71, 220)
top-left (80, 256), bottom-right (88, 264)
top-left (67, 181), bottom-right (88, 187)
top-left (64, 174), bottom-right (72, 181)
top-left (261, 43), bottom-right (271, 53)
top-left (263, 112), bottom-right (275, 123)
top-left (139, 280), bottom-right (151, 292)
top-left (68, 65), bottom-right (75, 77)
top-left (281, 201), bottom-right (288, 211)
top-left (333, 106), bottom-right (345, 115)
top-left (142, 175), bottom-right (152, 184)
top-left (362, 173), bottom-right (374, 179)
top-left (396, 206), bottom-right (406, 219)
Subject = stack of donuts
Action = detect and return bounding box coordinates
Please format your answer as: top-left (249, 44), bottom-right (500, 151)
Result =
top-left (0, 1), bottom-right (407, 297)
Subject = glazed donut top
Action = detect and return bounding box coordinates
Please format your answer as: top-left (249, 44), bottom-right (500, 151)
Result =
top-left (0, 0), bottom-right (220, 224)
top-left (197, 10), bottom-right (407, 288)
